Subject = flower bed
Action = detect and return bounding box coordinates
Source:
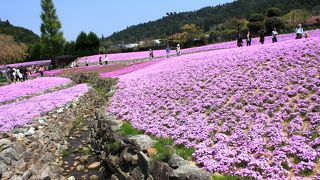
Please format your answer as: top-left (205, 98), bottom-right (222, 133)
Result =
top-left (0, 83), bottom-right (90, 132)
top-left (100, 58), bottom-right (164, 78)
top-left (78, 29), bottom-right (320, 64)
top-left (109, 37), bottom-right (320, 179)
top-left (0, 60), bottom-right (51, 69)
top-left (0, 77), bottom-right (72, 103)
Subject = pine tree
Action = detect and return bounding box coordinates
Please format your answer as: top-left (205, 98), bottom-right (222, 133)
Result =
top-left (40, 0), bottom-right (65, 58)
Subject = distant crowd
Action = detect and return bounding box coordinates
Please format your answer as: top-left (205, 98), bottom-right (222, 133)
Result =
top-left (1, 65), bottom-right (46, 83)
top-left (236, 24), bottom-right (310, 47)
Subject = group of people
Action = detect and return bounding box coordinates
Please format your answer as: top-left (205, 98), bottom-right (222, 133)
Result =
top-left (149, 44), bottom-right (181, 59)
top-left (98, 55), bottom-right (109, 65)
top-left (237, 24), bottom-right (310, 47)
top-left (3, 65), bottom-right (45, 83)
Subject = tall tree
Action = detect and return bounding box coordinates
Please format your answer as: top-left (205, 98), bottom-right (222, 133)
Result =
top-left (40, 0), bottom-right (65, 58)
top-left (87, 32), bottom-right (99, 55)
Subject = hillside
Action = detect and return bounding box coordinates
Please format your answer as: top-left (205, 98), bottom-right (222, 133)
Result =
top-left (0, 19), bottom-right (39, 45)
top-left (106, 0), bottom-right (320, 44)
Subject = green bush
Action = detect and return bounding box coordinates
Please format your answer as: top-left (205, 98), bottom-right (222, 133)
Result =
top-left (120, 122), bottom-right (143, 136)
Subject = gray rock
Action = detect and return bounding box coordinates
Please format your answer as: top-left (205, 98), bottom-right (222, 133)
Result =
top-left (127, 135), bottom-right (156, 151)
top-left (171, 165), bottom-right (211, 180)
top-left (10, 175), bottom-right (23, 180)
top-left (22, 170), bottom-right (33, 180)
top-left (130, 167), bottom-right (145, 180)
top-left (0, 161), bottom-right (8, 173)
top-left (110, 175), bottom-right (119, 180)
top-left (151, 161), bottom-right (173, 180)
top-left (40, 169), bottom-right (51, 180)
top-left (168, 153), bottom-right (188, 168)
top-left (146, 175), bottom-right (154, 180)
top-left (67, 176), bottom-right (75, 180)
top-left (119, 148), bottom-right (138, 172)
top-left (0, 139), bottom-right (12, 151)
top-left (24, 127), bottom-right (36, 136)
top-left (76, 165), bottom-right (85, 171)
top-left (138, 151), bottom-right (153, 177)
top-left (0, 147), bottom-right (19, 162)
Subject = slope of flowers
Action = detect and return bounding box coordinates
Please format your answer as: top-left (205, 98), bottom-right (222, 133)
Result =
top-left (0, 60), bottom-right (51, 69)
top-left (79, 29), bottom-right (320, 64)
top-left (100, 58), bottom-right (163, 78)
top-left (39, 64), bottom-right (128, 77)
top-left (0, 84), bottom-right (89, 132)
top-left (109, 37), bottom-right (320, 179)
top-left (0, 77), bottom-right (72, 103)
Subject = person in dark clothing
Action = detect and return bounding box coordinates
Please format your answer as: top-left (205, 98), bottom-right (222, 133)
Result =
top-left (237, 32), bottom-right (243, 47)
top-left (99, 57), bottom-right (103, 65)
top-left (246, 31), bottom-right (252, 46)
top-left (259, 30), bottom-right (265, 44)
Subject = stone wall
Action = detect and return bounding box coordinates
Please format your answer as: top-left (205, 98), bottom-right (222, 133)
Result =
top-left (89, 109), bottom-right (211, 180)
top-left (0, 89), bottom-right (99, 180)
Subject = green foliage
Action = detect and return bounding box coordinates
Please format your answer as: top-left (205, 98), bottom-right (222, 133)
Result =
top-left (64, 41), bottom-right (76, 55)
top-left (40, 0), bottom-right (65, 58)
top-left (212, 174), bottom-right (253, 180)
top-left (175, 145), bottom-right (195, 160)
top-left (266, 7), bottom-right (282, 17)
top-left (120, 122), bottom-right (143, 136)
top-left (247, 21), bottom-right (265, 34)
top-left (282, 9), bottom-right (311, 28)
top-left (153, 138), bottom-right (174, 162)
top-left (28, 43), bottom-right (42, 60)
top-left (265, 17), bottom-right (284, 33)
top-left (75, 31), bottom-right (99, 56)
top-left (0, 19), bottom-right (39, 45)
top-left (249, 14), bottom-right (265, 22)
top-left (106, 0), bottom-right (320, 44)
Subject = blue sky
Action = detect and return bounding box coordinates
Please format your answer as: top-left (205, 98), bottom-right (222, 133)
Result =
top-left (0, 0), bottom-right (233, 41)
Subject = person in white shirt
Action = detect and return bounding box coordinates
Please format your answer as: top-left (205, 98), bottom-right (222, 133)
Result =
top-left (272, 28), bottom-right (278, 43)
top-left (104, 55), bottom-right (109, 65)
top-left (295, 24), bottom-right (304, 39)
top-left (176, 44), bottom-right (181, 56)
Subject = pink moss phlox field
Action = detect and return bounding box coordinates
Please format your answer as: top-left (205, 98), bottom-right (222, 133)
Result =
top-left (109, 37), bottom-right (320, 179)
top-left (0, 60), bottom-right (51, 69)
top-left (79, 29), bottom-right (320, 64)
top-left (0, 77), bottom-right (72, 103)
top-left (0, 84), bottom-right (89, 132)
top-left (100, 59), bottom-right (163, 78)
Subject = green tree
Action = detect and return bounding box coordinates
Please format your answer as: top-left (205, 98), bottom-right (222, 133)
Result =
top-left (75, 31), bottom-right (89, 56)
top-left (249, 14), bottom-right (265, 22)
top-left (28, 43), bottom-right (42, 60)
top-left (87, 32), bottom-right (99, 55)
top-left (40, 0), bottom-right (65, 58)
top-left (265, 17), bottom-right (283, 33)
top-left (64, 41), bottom-right (75, 55)
top-left (248, 14), bottom-right (265, 34)
top-left (266, 7), bottom-right (282, 17)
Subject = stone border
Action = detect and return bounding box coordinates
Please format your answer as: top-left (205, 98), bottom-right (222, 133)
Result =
top-left (0, 87), bottom-right (99, 180)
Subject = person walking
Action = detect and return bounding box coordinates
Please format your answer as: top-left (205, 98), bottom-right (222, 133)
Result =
top-left (149, 49), bottom-right (154, 60)
top-left (39, 66), bottom-right (45, 77)
top-left (246, 31), bottom-right (252, 46)
top-left (176, 44), bottom-right (181, 56)
top-left (259, 30), bottom-right (265, 44)
top-left (237, 32), bottom-right (243, 47)
top-left (85, 58), bottom-right (89, 66)
top-left (272, 28), bottom-right (278, 43)
top-left (295, 24), bottom-right (304, 39)
top-left (104, 55), bottom-right (109, 65)
top-left (99, 57), bottom-right (103, 65)
top-left (165, 45), bottom-right (171, 58)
